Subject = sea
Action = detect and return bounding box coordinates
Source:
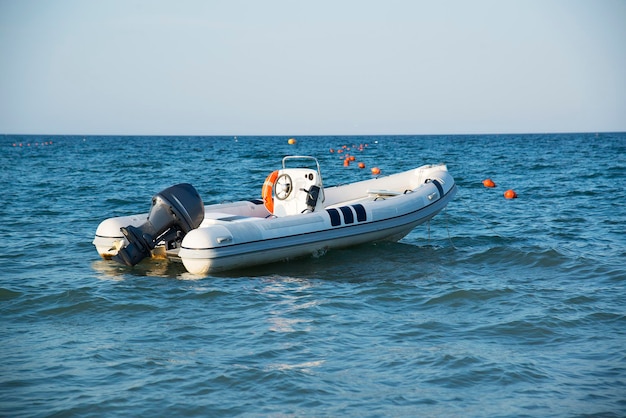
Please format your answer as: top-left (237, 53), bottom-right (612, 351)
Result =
top-left (1, 133), bottom-right (625, 417)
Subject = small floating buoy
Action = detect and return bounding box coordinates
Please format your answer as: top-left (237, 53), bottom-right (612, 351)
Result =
top-left (482, 178), bottom-right (496, 188)
top-left (349, 155), bottom-right (356, 161)
top-left (330, 148), bottom-right (334, 153)
top-left (358, 162), bottom-right (365, 169)
top-left (504, 189), bottom-right (518, 199)
top-left (288, 138), bottom-right (296, 145)
top-left (371, 167), bottom-right (381, 175)
top-left (343, 158), bottom-right (350, 167)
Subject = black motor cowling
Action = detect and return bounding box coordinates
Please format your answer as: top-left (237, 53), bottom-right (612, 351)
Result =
top-left (113, 183), bottom-right (204, 267)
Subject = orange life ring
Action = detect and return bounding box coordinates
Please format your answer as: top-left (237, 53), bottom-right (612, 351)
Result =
top-left (262, 170), bottom-right (279, 213)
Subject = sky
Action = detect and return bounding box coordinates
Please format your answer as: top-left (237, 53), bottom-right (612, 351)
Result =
top-left (1, 0), bottom-right (625, 135)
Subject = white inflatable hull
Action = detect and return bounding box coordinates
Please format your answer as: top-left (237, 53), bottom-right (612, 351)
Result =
top-left (94, 161), bottom-right (456, 275)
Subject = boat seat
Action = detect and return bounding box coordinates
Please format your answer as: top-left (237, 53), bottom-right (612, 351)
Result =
top-left (200, 212), bottom-right (254, 227)
top-left (367, 189), bottom-right (403, 197)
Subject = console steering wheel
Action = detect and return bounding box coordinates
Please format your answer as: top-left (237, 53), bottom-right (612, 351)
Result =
top-left (275, 174), bottom-right (293, 200)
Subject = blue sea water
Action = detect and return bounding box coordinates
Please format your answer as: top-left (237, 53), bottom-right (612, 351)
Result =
top-left (1, 133), bottom-right (625, 417)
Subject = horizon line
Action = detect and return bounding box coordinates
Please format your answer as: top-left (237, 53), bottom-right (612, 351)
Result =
top-left (2, 130), bottom-right (625, 137)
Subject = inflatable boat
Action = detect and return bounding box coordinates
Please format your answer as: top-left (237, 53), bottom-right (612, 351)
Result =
top-left (93, 156), bottom-right (457, 275)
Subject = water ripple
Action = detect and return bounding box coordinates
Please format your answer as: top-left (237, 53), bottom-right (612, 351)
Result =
top-left (2, 134), bottom-right (626, 417)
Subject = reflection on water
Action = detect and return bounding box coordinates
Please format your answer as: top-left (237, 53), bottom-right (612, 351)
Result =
top-left (91, 258), bottom-right (191, 280)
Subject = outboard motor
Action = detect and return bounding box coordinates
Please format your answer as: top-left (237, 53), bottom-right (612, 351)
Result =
top-left (113, 183), bottom-right (204, 267)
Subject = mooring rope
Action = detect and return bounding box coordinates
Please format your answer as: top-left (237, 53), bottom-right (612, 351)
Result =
top-left (444, 205), bottom-right (456, 249)
top-left (455, 186), bottom-right (502, 238)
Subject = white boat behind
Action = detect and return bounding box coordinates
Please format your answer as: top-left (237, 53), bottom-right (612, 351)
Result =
top-left (93, 156), bottom-right (457, 274)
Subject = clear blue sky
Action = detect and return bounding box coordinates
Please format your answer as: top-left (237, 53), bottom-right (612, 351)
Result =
top-left (1, 0), bottom-right (624, 135)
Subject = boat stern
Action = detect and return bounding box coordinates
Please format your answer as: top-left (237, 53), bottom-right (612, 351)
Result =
top-left (93, 214), bottom-right (147, 259)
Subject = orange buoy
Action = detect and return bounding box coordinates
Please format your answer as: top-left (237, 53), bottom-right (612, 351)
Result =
top-left (349, 155), bottom-right (356, 161)
top-left (504, 189), bottom-right (518, 199)
top-left (482, 178), bottom-right (496, 188)
top-left (371, 167), bottom-right (381, 175)
top-left (358, 162), bottom-right (365, 169)
top-left (343, 159), bottom-right (350, 167)
top-left (288, 138), bottom-right (296, 145)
